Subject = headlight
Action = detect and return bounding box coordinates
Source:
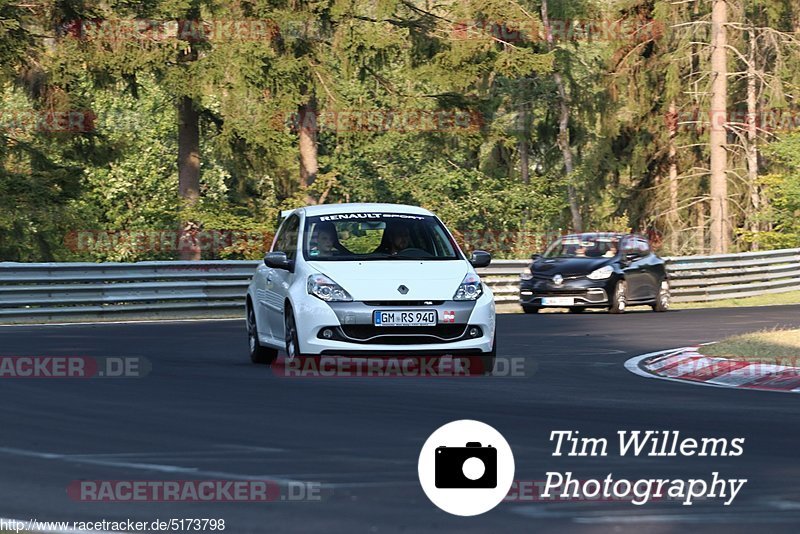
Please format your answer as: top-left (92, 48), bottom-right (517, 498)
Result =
top-left (307, 274), bottom-right (353, 302)
top-left (520, 270), bottom-right (533, 281)
top-left (453, 273), bottom-right (483, 301)
top-left (586, 265), bottom-right (614, 280)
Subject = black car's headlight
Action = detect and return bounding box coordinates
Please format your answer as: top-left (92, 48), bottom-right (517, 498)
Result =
top-left (586, 265), bottom-right (614, 280)
top-left (520, 270), bottom-right (533, 281)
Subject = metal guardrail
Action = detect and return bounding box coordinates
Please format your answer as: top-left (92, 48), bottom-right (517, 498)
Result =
top-left (665, 248), bottom-right (800, 302)
top-left (0, 261), bottom-right (259, 322)
top-left (1, 249), bottom-right (799, 322)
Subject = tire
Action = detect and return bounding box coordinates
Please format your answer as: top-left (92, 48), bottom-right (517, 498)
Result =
top-left (284, 307), bottom-right (303, 360)
top-left (609, 280), bottom-right (627, 314)
top-left (479, 333), bottom-right (497, 375)
top-left (247, 303), bottom-right (277, 364)
top-left (568, 307), bottom-right (586, 313)
top-left (651, 279), bottom-right (671, 312)
top-left (522, 305), bottom-right (541, 314)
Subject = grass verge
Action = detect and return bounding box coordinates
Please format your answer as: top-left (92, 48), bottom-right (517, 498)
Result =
top-left (671, 290), bottom-right (800, 309)
top-left (699, 328), bottom-right (800, 365)
top-left (499, 290), bottom-right (800, 314)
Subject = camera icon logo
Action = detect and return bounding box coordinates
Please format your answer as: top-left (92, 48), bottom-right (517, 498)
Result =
top-left (418, 420), bottom-right (515, 516)
top-left (435, 442), bottom-right (497, 488)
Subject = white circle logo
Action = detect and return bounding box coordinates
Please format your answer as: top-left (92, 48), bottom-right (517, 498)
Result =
top-left (418, 420), bottom-right (515, 516)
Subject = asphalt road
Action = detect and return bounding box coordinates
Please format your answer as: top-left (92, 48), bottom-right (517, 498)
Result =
top-left (1, 306), bottom-right (800, 533)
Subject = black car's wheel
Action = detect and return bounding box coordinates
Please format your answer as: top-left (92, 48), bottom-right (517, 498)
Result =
top-left (568, 307), bottom-right (586, 313)
top-left (247, 303), bottom-right (277, 364)
top-left (522, 305), bottom-right (541, 314)
top-left (652, 279), bottom-right (671, 312)
top-left (609, 280), bottom-right (627, 314)
top-left (284, 307), bottom-right (303, 360)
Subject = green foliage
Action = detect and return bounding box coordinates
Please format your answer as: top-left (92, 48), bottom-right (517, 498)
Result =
top-left (741, 133), bottom-right (800, 249)
top-left (2, 0), bottom-right (799, 262)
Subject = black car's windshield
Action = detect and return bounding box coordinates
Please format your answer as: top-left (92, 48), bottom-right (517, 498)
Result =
top-left (303, 212), bottom-right (460, 261)
top-left (543, 234), bottom-right (621, 259)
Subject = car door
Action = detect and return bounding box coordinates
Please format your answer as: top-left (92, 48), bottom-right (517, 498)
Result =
top-left (620, 236), bottom-right (649, 301)
top-left (265, 214), bottom-right (301, 340)
top-left (633, 238), bottom-right (659, 300)
top-left (252, 256), bottom-right (274, 341)
top-left (252, 223), bottom-right (289, 342)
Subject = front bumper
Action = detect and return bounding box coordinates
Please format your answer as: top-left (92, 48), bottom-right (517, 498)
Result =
top-left (295, 291), bottom-right (496, 355)
top-left (519, 276), bottom-right (614, 307)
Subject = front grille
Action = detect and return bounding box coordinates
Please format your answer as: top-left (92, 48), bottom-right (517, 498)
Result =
top-left (362, 300), bottom-right (444, 306)
top-left (534, 291), bottom-right (590, 297)
top-left (522, 289), bottom-right (607, 304)
top-left (339, 324), bottom-right (467, 344)
top-left (532, 273), bottom-right (582, 281)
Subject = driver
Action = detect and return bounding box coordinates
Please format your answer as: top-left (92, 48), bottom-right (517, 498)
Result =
top-left (377, 223), bottom-right (412, 255)
top-left (603, 239), bottom-right (620, 258)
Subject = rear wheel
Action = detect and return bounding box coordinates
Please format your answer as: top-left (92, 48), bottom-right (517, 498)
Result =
top-left (609, 280), bottom-right (627, 314)
top-left (247, 303), bottom-right (277, 364)
top-left (522, 305), bottom-right (541, 314)
top-left (652, 280), bottom-right (671, 312)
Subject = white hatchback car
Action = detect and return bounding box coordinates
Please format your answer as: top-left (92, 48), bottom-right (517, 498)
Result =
top-left (245, 203), bottom-right (497, 372)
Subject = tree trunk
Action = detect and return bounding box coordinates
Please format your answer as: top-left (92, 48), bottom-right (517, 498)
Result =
top-left (178, 96), bottom-right (200, 204)
top-left (177, 2), bottom-right (201, 261)
top-left (518, 99), bottom-right (531, 185)
top-left (177, 97), bottom-right (200, 261)
top-left (668, 100), bottom-right (679, 253)
top-left (298, 94), bottom-right (318, 205)
top-left (519, 135), bottom-right (530, 185)
top-left (709, 0), bottom-right (729, 253)
top-left (746, 26), bottom-right (760, 250)
top-left (541, 0), bottom-right (582, 232)
top-left (696, 200), bottom-right (706, 254)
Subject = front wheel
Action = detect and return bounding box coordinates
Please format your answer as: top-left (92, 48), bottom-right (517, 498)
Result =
top-left (609, 280), bottom-right (627, 314)
top-left (652, 280), bottom-right (671, 312)
top-left (478, 333), bottom-right (497, 375)
top-left (247, 304), bottom-right (277, 364)
top-left (568, 307), bottom-right (586, 314)
top-left (284, 308), bottom-right (303, 360)
top-left (522, 305), bottom-right (541, 314)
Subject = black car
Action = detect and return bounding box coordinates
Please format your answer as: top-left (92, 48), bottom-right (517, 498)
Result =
top-left (519, 233), bottom-right (670, 314)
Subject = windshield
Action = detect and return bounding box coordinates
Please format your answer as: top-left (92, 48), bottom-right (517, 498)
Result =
top-left (543, 234), bottom-right (621, 259)
top-left (303, 213), bottom-right (460, 261)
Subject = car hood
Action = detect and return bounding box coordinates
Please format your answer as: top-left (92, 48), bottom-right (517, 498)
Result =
top-left (306, 260), bottom-right (470, 301)
top-left (532, 257), bottom-right (613, 277)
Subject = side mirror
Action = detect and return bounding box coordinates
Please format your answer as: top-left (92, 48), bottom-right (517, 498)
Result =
top-left (264, 251), bottom-right (292, 270)
top-left (623, 252), bottom-right (638, 263)
top-left (530, 253), bottom-right (541, 261)
top-left (469, 250), bottom-right (492, 268)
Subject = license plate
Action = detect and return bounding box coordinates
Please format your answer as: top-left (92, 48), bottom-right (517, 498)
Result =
top-left (542, 297), bottom-right (574, 306)
top-left (373, 310), bottom-right (437, 327)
